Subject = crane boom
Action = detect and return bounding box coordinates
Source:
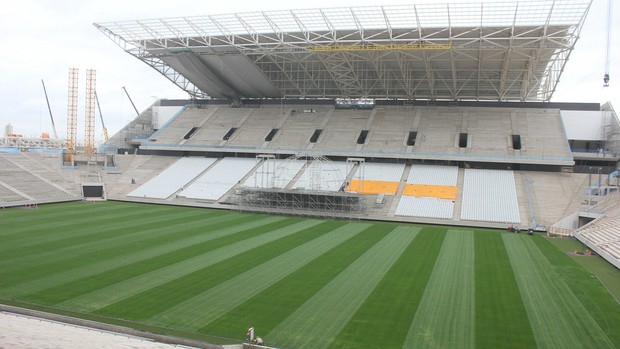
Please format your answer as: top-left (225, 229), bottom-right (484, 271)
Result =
top-left (122, 86), bottom-right (140, 116)
top-left (94, 91), bottom-right (109, 142)
top-left (41, 79), bottom-right (59, 139)
top-left (604, 0), bottom-right (612, 86)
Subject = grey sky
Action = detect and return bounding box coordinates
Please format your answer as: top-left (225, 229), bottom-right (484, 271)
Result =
top-left (0, 0), bottom-right (617, 142)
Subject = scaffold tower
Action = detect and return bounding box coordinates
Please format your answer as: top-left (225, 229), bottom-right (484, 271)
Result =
top-left (85, 69), bottom-right (96, 155)
top-left (65, 68), bottom-right (79, 165)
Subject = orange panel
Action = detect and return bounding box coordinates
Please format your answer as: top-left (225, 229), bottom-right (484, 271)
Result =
top-left (346, 180), bottom-right (400, 195)
top-left (402, 184), bottom-right (458, 200)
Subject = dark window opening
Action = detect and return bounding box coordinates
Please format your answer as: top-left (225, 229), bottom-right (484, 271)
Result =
top-left (310, 129), bottom-right (323, 143)
top-left (183, 127), bottom-right (199, 140)
top-left (407, 131), bottom-right (418, 146)
top-left (357, 130), bottom-right (369, 144)
top-left (459, 133), bottom-right (468, 148)
top-left (512, 135), bottom-right (522, 150)
top-left (223, 127), bottom-right (237, 140)
top-left (265, 128), bottom-right (279, 142)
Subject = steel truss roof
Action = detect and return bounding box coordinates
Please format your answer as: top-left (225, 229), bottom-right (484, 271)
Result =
top-left (95, 0), bottom-right (592, 101)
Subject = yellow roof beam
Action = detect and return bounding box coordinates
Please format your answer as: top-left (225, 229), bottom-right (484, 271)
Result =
top-left (308, 42), bottom-right (451, 52)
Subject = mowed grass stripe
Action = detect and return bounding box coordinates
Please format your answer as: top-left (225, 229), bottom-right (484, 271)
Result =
top-left (0, 204), bottom-right (171, 253)
top-left (61, 219), bottom-right (323, 312)
top-left (0, 202), bottom-right (175, 241)
top-left (404, 230), bottom-right (475, 349)
top-left (330, 228), bottom-right (446, 349)
top-left (266, 226), bottom-right (418, 349)
top-left (0, 207), bottom-right (202, 261)
top-left (503, 235), bottom-right (615, 349)
top-left (474, 231), bottom-right (535, 349)
top-left (201, 222), bottom-right (398, 340)
top-left (11, 215), bottom-right (287, 302)
top-left (148, 222), bottom-right (373, 330)
top-left (1, 209), bottom-right (223, 274)
top-left (531, 236), bottom-right (620, 347)
top-left (98, 220), bottom-right (349, 321)
top-left (0, 201), bottom-right (136, 231)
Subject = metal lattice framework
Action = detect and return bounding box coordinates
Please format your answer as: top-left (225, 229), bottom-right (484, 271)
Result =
top-left (65, 68), bottom-right (79, 164)
top-left (85, 69), bottom-right (97, 155)
top-left (95, 0), bottom-right (591, 101)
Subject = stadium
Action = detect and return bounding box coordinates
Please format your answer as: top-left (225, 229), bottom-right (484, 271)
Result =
top-left (1, 0), bottom-right (620, 348)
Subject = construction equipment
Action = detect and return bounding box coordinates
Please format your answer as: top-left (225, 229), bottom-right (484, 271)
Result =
top-left (41, 79), bottom-right (59, 140)
top-left (94, 91), bottom-right (109, 142)
top-left (604, 0), bottom-right (612, 86)
top-left (122, 86), bottom-right (140, 116)
top-left (84, 69), bottom-right (97, 155)
top-left (65, 68), bottom-right (79, 166)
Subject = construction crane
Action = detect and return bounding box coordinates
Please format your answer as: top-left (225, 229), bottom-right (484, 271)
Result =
top-left (94, 91), bottom-right (109, 142)
top-left (122, 86), bottom-right (140, 116)
top-left (40, 79), bottom-right (59, 139)
top-left (604, 0), bottom-right (612, 86)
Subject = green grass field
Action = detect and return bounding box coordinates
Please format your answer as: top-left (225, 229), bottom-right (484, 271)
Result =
top-left (1, 201), bottom-right (619, 348)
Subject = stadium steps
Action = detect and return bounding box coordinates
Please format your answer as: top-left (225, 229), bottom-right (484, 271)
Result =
top-left (0, 180), bottom-right (32, 201)
top-left (387, 164), bottom-right (412, 216)
top-left (355, 108), bottom-right (377, 151)
top-left (178, 107), bottom-right (219, 145)
top-left (164, 158), bottom-right (221, 201)
top-left (165, 157), bottom-right (222, 200)
top-left (306, 108), bottom-right (335, 151)
top-left (261, 110), bottom-right (291, 148)
top-left (513, 171), bottom-right (530, 226)
top-left (106, 155), bottom-right (179, 197)
top-left (452, 168), bottom-right (465, 221)
top-left (217, 158), bottom-right (266, 203)
top-left (2, 153), bottom-right (78, 196)
top-left (218, 109), bottom-right (253, 146)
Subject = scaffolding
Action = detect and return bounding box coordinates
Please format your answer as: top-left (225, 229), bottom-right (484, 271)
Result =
top-left (234, 188), bottom-right (365, 220)
top-left (234, 153), bottom-right (365, 219)
top-left (84, 69), bottom-right (96, 155)
top-left (253, 154), bottom-right (276, 188)
top-left (65, 68), bottom-right (79, 166)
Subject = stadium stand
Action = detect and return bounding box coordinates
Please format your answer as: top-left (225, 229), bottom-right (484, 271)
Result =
top-left (314, 109), bottom-right (373, 150)
top-left (0, 183), bottom-right (29, 203)
top-left (347, 162), bottom-right (405, 195)
top-left (0, 153), bottom-right (78, 203)
top-left (460, 168), bottom-right (521, 224)
top-left (127, 157), bottom-right (217, 199)
top-left (180, 157), bottom-right (258, 200)
top-left (225, 106), bottom-right (286, 147)
top-left (362, 107), bottom-right (413, 152)
top-left (395, 197), bottom-right (454, 220)
top-left (395, 164), bottom-right (459, 219)
top-left (183, 108), bottom-right (252, 147)
top-left (574, 198), bottom-right (620, 267)
top-left (138, 104), bottom-right (573, 166)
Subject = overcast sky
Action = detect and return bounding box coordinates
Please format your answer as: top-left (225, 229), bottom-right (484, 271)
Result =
top-left (0, 0), bottom-right (617, 141)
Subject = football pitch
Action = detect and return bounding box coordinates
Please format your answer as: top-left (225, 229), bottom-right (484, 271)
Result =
top-left (1, 201), bottom-right (619, 348)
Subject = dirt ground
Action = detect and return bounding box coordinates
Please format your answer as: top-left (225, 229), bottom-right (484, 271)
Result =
top-left (0, 312), bottom-right (193, 349)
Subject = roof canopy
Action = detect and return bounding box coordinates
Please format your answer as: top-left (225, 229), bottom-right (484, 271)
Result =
top-left (95, 0), bottom-right (592, 102)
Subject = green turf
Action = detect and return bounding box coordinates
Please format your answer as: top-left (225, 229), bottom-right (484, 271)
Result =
top-left (1, 201), bottom-right (619, 349)
top-left (531, 235), bottom-right (620, 347)
top-left (474, 231), bottom-right (536, 349)
top-left (404, 229), bottom-right (476, 349)
top-left (504, 234), bottom-right (615, 348)
top-left (266, 225), bottom-right (420, 349)
top-left (330, 227), bottom-right (445, 349)
top-left (202, 222), bottom-right (396, 340)
top-left (547, 237), bottom-right (620, 301)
